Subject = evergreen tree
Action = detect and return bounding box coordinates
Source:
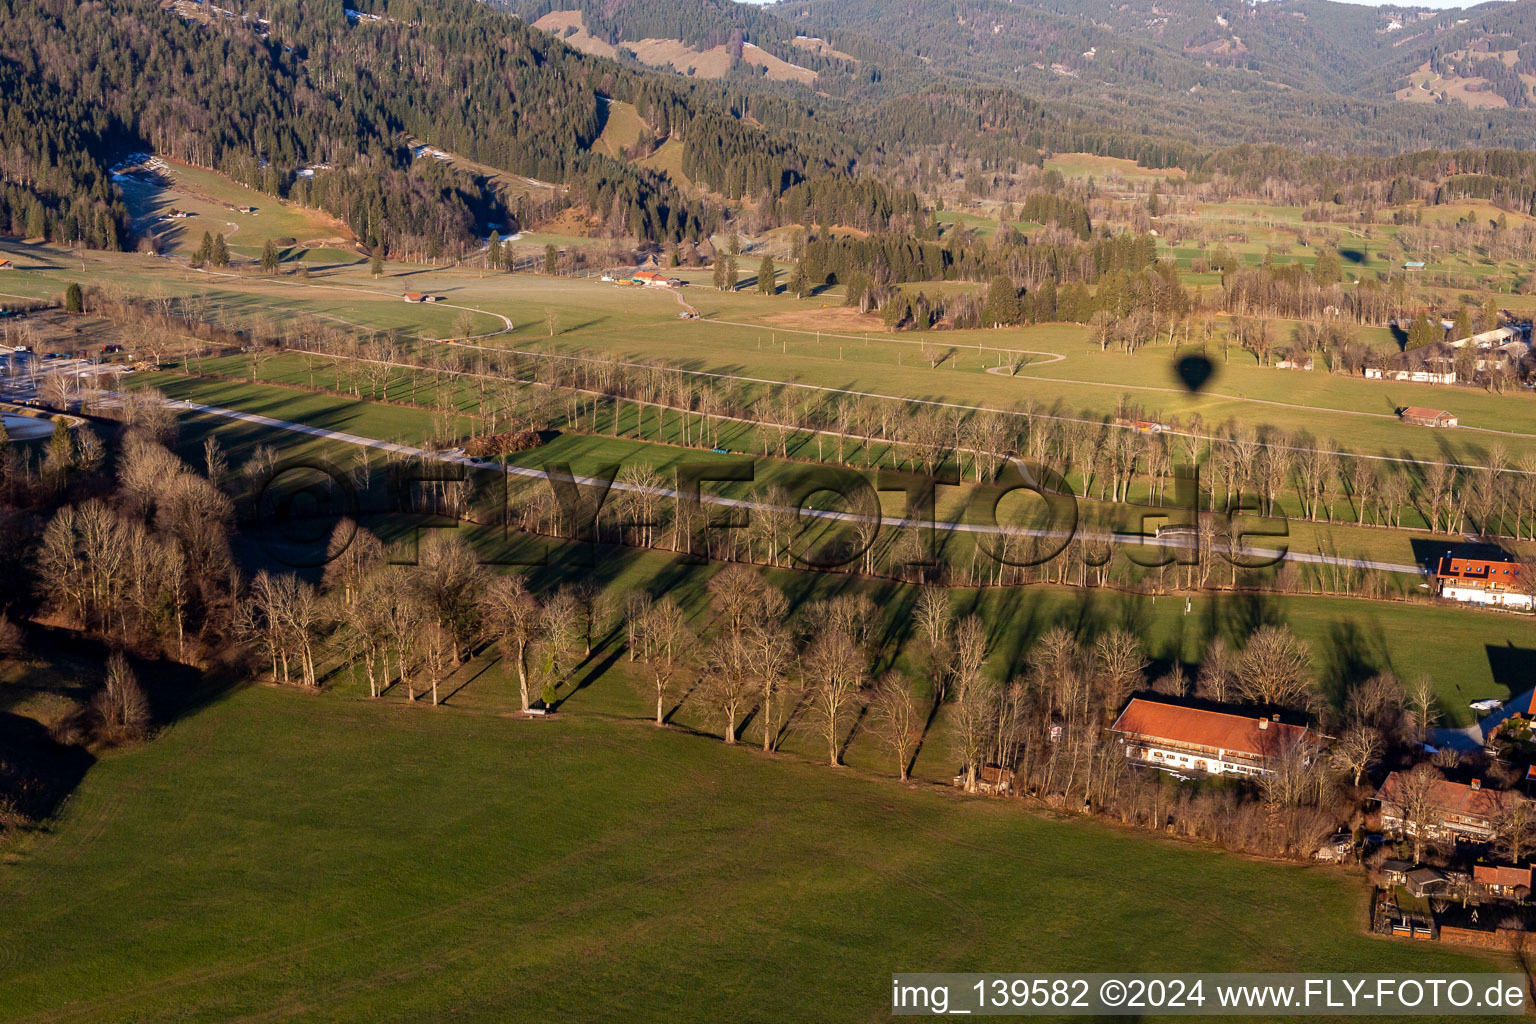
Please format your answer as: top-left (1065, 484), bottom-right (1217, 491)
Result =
top-left (757, 255), bottom-right (776, 295)
top-left (1483, 295), bottom-right (1501, 332)
top-left (1406, 312), bottom-right (1438, 350)
top-left (1312, 248), bottom-right (1342, 285)
top-left (981, 274), bottom-right (1020, 327)
top-left (211, 233), bottom-right (230, 268)
top-left (544, 244), bottom-right (558, 276)
top-left (261, 238), bottom-right (280, 274)
top-left (25, 202), bottom-right (46, 240)
top-left (64, 283), bottom-right (83, 313)
top-left (370, 252), bottom-right (384, 278)
top-left (48, 418), bottom-right (74, 468)
top-left (194, 231), bottom-right (214, 267)
top-left (713, 257), bottom-right (728, 291)
top-left (1452, 304), bottom-right (1473, 342)
top-left (1033, 278), bottom-right (1058, 322)
top-left (487, 232), bottom-right (503, 271)
top-left (725, 256), bottom-right (739, 292)
top-left (789, 259), bottom-right (810, 298)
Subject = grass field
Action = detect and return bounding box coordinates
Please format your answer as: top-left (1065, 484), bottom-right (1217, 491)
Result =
top-left (148, 357), bottom-right (1481, 568)
top-left (119, 372), bottom-right (1536, 727)
top-left (0, 678), bottom-right (1510, 1024)
top-left (6, 236), bottom-right (1536, 469)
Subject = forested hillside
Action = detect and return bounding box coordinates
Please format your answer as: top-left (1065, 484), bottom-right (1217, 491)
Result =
top-left (776, 0), bottom-right (1536, 153)
top-left (0, 0), bottom-right (933, 257)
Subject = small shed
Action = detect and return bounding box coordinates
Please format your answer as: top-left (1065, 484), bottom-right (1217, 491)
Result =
top-left (1401, 407), bottom-right (1457, 428)
top-left (1405, 866), bottom-right (1451, 898)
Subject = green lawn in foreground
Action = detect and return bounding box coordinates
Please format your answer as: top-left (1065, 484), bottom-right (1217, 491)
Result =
top-left (0, 684), bottom-right (1504, 1024)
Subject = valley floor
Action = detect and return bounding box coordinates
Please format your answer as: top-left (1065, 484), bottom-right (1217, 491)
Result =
top-left (0, 683), bottom-right (1509, 1023)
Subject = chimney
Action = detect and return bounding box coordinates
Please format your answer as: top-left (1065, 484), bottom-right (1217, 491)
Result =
top-left (1258, 719), bottom-right (1269, 730)
top-left (1471, 779), bottom-right (1482, 790)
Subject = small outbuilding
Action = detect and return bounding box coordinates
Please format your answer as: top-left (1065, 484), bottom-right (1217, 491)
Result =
top-left (1400, 407), bottom-right (1457, 428)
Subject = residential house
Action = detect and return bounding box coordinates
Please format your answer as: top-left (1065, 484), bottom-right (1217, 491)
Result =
top-left (629, 271), bottom-right (680, 288)
top-left (1400, 407), bottom-right (1458, 428)
top-left (1435, 556), bottom-right (1530, 610)
top-left (1377, 773), bottom-right (1514, 843)
top-left (1473, 863), bottom-right (1532, 899)
top-left (402, 292), bottom-right (437, 304)
top-left (0, 258), bottom-right (13, 270)
top-left (1379, 858), bottom-right (1415, 886)
top-left (1108, 698), bottom-right (1323, 778)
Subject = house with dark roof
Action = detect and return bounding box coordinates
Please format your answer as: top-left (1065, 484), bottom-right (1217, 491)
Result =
top-left (1377, 773), bottom-right (1516, 843)
top-left (1405, 866), bottom-right (1453, 898)
top-left (1108, 698), bottom-right (1323, 778)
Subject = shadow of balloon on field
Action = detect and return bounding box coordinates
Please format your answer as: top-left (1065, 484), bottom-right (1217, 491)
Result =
top-left (1172, 353), bottom-right (1215, 394)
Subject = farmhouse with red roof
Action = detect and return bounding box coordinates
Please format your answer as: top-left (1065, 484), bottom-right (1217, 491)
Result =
top-left (1108, 698), bottom-right (1323, 778)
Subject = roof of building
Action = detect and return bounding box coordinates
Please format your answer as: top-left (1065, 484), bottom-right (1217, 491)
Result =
top-left (1401, 406), bottom-right (1455, 421)
top-left (1109, 698), bottom-right (1313, 759)
top-left (1473, 864), bottom-right (1532, 889)
top-left (1377, 772), bottom-right (1513, 822)
top-left (1436, 556), bottom-right (1524, 586)
top-left (1406, 866), bottom-right (1449, 885)
top-left (1381, 858), bottom-right (1415, 874)
top-left (403, 291), bottom-right (424, 299)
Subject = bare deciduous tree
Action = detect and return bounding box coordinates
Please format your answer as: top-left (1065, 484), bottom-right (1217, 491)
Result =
top-left (480, 576), bottom-right (543, 712)
top-left (1495, 799), bottom-right (1536, 864)
top-left (1329, 725), bottom-right (1383, 787)
top-left (1235, 625), bottom-right (1316, 709)
top-left (803, 627), bottom-right (867, 767)
top-left (92, 651), bottom-right (150, 742)
top-left (869, 671), bottom-right (922, 781)
top-left (1395, 762), bottom-right (1444, 864)
top-left (635, 597), bottom-right (693, 725)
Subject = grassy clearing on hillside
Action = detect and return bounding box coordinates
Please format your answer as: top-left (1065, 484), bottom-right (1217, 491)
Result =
top-left (1044, 153), bottom-right (1184, 183)
top-left (592, 99), bottom-right (648, 160)
top-left (635, 138), bottom-right (696, 192)
top-left (117, 160), bottom-right (350, 256)
top-left (0, 683), bottom-right (1506, 1024)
